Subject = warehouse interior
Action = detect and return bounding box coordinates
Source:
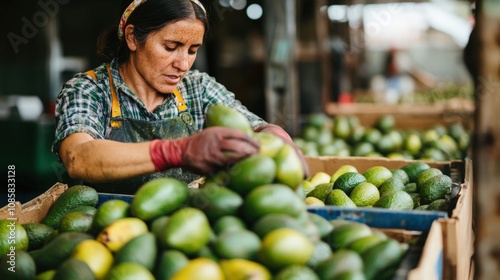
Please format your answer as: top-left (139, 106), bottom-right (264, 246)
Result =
top-left (0, 0), bottom-right (474, 190)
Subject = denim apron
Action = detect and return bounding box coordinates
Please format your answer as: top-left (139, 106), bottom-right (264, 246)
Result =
top-left (84, 65), bottom-right (200, 194)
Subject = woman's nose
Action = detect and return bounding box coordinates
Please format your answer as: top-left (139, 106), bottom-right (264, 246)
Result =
top-left (173, 52), bottom-right (189, 71)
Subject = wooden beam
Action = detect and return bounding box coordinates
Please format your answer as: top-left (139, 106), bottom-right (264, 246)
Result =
top-left (474, 0), bottom-right (500, 279)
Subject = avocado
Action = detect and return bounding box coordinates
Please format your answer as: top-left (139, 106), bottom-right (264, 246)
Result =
top-left (67, 206), bottom-right (97, 216)
top-left (306, 212), bottom-right (334, 239)
top-left (205, 104), bottom-right (253, 135)
top-left (306, 182), bottom-right (334, 202)
top-left (326, 222), bottom-right (372, 250)
top-left (324, 189), bottom-right (357, 208)
top-left (333, 172), bottom-right (366, 195)
top-left (242, 184), bottom-right (306, 224)
top-left (154, 250), bottom-right (189, 280)
top-left (346, 234), bottom-right (386, 255)
top-left (31, 232), bottom-right (93, 272)
top-left (219, 259), bottom-right (271, 280)
top-left (212, 216), bottom-right (246, 235)
top-left (404, 182), bottom-right (417, 193)
top-left (159, 207), bottom-right (211, 255)
top-left (401, 162), bottom-right (430, 183)
top-left (419, 174), bottom-right (452, 204)
top-left (416, 168), bottom-right (443, 189)
top-left (42, 185), bottom-right (98, 229)
top-left (89, 199), bottom-right (130, 236)
top-left (307, 240), bottom-right (333, 269)
top-left (53, 258), bottom-right (95, 280)
top-left (226, 155), bottom-right (277, 196)
top-left (22, 223), bottom-right (54, 251)
top-left (275, 265), bottom-right (319, 280)
top-left (34, 270), bottom-right (56, 280)
top-left (130, 178), bottom-right (189, 222)
top-left (0, 250), bottom-right (36, 280)
top-left (188, 183), bottom-right (243, 222)
top-left (426, 199), bottom-right (449, 211)
top-left (315, 249), bottom-right (363, 279)
top-left (251, 214), bottom-right (305, 239)
top-left (115, 232), bottom-right (157, 271)
top-left (274, 144), bottom-right (305, 190)
top-left (373, 190), bottom-right (414, 210)
top-left (362, 239), bottom-right (406, 280)
top-left (213, 229), bottom-right (261, 260)
top-left (378, 177), bottom-right (405, 197)
top-left (58, 212), bottom-right (94, 233)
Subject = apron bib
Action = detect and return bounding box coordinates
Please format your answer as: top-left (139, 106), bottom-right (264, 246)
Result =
top-left (84, 65), bottom-right (200, 194)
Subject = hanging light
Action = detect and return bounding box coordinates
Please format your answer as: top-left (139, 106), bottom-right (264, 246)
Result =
top-left (247, 3), bottom-right (263, 20)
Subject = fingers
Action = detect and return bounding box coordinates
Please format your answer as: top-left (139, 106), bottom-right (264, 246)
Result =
top-left (205, 127), bottom-right (260, 149)
top-left (220, 138), bottom-right (259, 157)
top-left (192, 126), bottom-right (310, 178)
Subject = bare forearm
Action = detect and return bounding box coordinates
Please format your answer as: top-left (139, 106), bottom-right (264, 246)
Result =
top-left (60, 134), bottom-right (156, 183)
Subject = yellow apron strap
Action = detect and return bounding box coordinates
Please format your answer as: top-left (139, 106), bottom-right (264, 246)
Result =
top-left (85, 70), bottom-right (97, 79)
top-left (105, 65), bottom-right (122, 128)
top-left (172, 88), bottom-right (188, 112)
top-left (85, 66), bottom-right (122, 128)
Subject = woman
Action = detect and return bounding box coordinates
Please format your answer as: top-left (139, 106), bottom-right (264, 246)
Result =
top-left (52, 0), bottom-right (308, 194)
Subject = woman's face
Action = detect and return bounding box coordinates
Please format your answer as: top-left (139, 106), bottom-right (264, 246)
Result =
top-left (129, 19), bottom-right (205, 94)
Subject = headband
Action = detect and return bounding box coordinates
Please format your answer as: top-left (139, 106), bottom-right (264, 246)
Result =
top-left (117, 0), bottom-right (207, 40)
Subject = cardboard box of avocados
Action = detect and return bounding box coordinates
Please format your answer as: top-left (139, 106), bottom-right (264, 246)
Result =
top-left (305, 156), bottom-right (473, 280)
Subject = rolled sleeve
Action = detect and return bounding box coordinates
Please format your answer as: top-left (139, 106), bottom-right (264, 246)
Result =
top-left (52, 74), bottom-right (110, 158)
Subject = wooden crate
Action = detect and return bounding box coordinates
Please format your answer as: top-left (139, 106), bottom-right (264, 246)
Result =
top-left (324, 101), bottom-right (474, 130)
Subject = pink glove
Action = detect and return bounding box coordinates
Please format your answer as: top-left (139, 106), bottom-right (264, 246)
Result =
top-left (150, 127), bottom-right (260, 175)
top-left (255, 123), bottom-right (310, 178)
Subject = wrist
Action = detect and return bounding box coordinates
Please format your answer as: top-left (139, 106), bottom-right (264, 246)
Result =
top-left (149, 139), bottom-right (187, 172)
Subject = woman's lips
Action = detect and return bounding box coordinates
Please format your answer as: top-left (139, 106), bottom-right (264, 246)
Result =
top-left (165, 75), bottom-right (181, 84)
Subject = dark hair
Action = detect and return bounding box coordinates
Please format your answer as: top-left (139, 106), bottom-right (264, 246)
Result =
top-left (97, 0), bottom-right (209, 64)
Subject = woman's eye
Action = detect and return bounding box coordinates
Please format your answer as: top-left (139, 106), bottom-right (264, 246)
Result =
top-left (165, 46), bottom-right (175, 51)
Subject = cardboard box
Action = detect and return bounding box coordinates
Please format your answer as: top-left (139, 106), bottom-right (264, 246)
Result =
top-left (407, 221), bottom-right (444, 280)
top-left (305, 156), bottom-right (473, 280)
top-left (437, 158), bottom-right (474, 280)
top-left (0, 182), bottom-right (67, 224)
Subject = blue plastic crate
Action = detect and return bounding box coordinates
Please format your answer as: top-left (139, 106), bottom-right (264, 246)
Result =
top-left (307, 206), bottom-right (448, 232)
top-left (97, 193), bottom-right (134, 206)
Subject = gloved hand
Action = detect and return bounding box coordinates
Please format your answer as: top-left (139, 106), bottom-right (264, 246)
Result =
top-left (149, 127), bottom-right (260, 175)
top-left (255, 123), bottom-right (310, 178)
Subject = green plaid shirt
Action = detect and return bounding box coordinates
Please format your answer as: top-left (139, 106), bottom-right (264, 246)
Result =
top-left (52, 60), bottom-right (266, 156)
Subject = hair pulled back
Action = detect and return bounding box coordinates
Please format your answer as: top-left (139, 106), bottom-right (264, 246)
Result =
top-left (97, 0), bottom-right (209, 64)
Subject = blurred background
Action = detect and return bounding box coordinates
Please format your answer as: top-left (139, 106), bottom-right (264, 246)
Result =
top-left (0, 0), bottom-right (474, 200)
